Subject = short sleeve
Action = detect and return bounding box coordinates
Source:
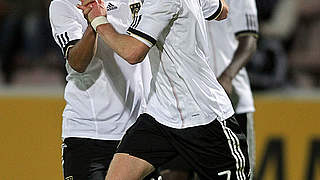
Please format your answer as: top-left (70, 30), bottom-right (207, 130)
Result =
top-left (127, 0), bottom-right (180, 47)
top-left (49, 1), bottom-right (83, 58)
top-left (229, 0), bottom-right (259, 38)
top-left (200, 0), bottom-right (223, 21)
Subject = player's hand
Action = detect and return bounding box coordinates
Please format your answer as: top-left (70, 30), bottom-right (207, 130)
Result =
top-left (77, 0), bottom-right (107, 23)
top-left (87, 0), bottom-right (107, 22)
top-left (216, 0), bottom-right (229, 21)
top-left (218, 74), bottom-right (233, 95)
top-left (77, 2), bottom-right (93, 22)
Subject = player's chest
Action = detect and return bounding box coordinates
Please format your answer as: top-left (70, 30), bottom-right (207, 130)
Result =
top-left (104, 0), bottom-right (143, 30)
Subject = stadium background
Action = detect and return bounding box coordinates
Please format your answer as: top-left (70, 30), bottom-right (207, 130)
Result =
top-left (0, 0), bottom-right (319, 179)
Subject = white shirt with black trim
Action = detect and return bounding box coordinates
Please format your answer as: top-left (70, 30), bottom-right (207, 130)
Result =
top-left (206, 0), bottom-right (259, 114)
top-left (127, 0), bottom-right (234, 129)
top-left (49, 0), bottom-right (151, 140)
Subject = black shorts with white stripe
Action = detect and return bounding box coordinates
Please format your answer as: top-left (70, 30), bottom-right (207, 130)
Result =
top-left (117, 113), bottom-right (250, 180)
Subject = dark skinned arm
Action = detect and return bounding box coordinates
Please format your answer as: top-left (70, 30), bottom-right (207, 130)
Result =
top-left (218, 35), bottom-right (257, 95)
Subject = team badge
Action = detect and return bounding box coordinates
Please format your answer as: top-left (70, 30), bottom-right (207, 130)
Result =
top-left (130, 2), bottom-right (141, 17)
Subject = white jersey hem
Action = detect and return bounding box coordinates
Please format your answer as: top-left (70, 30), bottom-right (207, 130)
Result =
top-left (62, 133), bottom-right (124, 141)
top-left (146, 110), bottom-right (234, 129)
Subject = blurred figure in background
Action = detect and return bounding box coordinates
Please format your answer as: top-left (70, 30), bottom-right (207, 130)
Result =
top-left (288, 0), bottom-right (320, 88)
top-left (0, 0), bottom-right (64, 85)
top-left (251, 0), bottom-right (320, 90)
top-left (258, 0), bottom-right (298, 39)
top-left (246, 0), bottom-right (299, 91)
top-left (0, 0), bottom-right (24, 84)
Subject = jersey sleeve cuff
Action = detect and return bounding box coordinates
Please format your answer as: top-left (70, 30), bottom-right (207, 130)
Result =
top-left (235, 30), bottom-right (259, 39)
top-left (205, 0), bottom-right (223, 21)
top-left (127, 27), bottom-right (156, 48)
top-left (63, 39), bottom-right (80, 59)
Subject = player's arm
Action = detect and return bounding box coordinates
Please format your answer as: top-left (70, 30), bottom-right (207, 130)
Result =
top-left (218, 35), bottom-right (257, 94)
top-left (217, 0), bottom-right (259, 95)
top-left (94, 23), bottom-right (149, 64)
top-left (67, 27), bottom-right (97, 72)
top-left (49, 1), bottom-right (97, 73)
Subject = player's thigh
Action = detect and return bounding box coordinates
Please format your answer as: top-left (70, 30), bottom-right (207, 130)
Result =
top-left (106, 153), bottom-right (155, 180)
top-left (62, 137), bottom-right (91, 180)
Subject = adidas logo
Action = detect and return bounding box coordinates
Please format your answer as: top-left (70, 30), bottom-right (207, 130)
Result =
top-left (106, 2), bottom-right (118, 11)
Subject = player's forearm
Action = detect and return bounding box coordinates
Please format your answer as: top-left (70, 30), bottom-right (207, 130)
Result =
top-left (96, 23), bottom-right (149, 64)
top-left (68, 26), bottom-right (97, 73)
top-left (220, 35), bottom-right (257, 79)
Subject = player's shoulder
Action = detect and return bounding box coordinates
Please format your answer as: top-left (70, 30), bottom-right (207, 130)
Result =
top-left (50, 0), bottom-right (76, 10)
top-left (50, 0), bottom-right (68, 7)
top-left (50, 0), bottom-right (79, 16)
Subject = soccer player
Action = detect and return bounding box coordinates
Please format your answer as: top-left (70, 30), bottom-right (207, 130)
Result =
top-left (159, 0), bottom-right (259, 179)
top-left (78, 0), bottom-right (250, 179)
top-left (49, 0), bottom-right (154, 179)
top-left (207, 0), bottom-right (259, 178)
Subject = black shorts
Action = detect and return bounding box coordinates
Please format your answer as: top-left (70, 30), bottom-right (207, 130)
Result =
top-left (117, 113), bottom-right (250, 180)
top-left (159, 113), bottom-right (252, 175)
top-left (62, 137), bottom-right (161, 180)
top-left (62, 138), bottom-right (119, 180)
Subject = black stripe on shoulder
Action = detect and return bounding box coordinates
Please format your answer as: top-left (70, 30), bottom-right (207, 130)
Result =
top-left (63, 39), bottom-right (80, 59)
top-left (127, 27), bottom-right (156, 45)
top-left (65, 32), bottom-right (70, 42)
top-left (205, 0), bottom-right (222, 21)
top-left (57, 35), bottom-right (64, 48)
top-left (235, 30), bottom-right (259, 39)
top-left (60, 34), bottom-right (67, 46)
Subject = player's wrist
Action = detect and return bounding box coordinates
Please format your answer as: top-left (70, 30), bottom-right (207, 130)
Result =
top-left (91, 16), bottom-right (109, 32)
top-left (87, 25), bottom-right (96, 33)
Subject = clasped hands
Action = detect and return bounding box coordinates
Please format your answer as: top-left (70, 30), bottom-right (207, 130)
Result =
top-left (77, 0), bottom-right (107, 23)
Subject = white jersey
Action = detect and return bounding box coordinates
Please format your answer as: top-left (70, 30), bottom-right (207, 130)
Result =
top-left (206, 0), bottom-right (259, 114)
top-left (49, 0), bottom-right (151, 140)
top-left (127, 0), bottom-right (234, 129)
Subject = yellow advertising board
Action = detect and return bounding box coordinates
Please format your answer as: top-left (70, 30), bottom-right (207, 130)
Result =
top-left (254, 97), bottom-right (320, 180)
